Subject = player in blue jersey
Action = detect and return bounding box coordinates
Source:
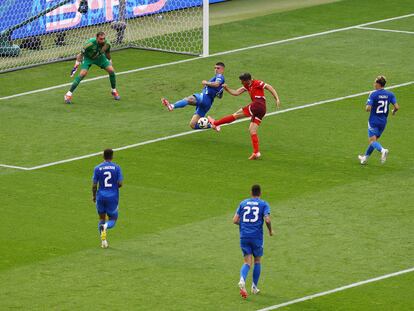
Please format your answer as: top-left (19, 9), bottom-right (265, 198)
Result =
top-left (233, 185), bottom-right (273, 299)
top-left (92, 149), bottom-right (123, 248)
top-left (358, 76), bottom-right (399, 165)
top-left (161, 62), bottom-right (225, 129)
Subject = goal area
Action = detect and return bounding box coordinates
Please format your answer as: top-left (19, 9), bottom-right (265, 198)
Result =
top-left (0, 0), bottom-right (210, 73)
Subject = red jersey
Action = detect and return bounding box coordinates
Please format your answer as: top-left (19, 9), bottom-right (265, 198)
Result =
top-left (244, 80), bottom-right (267, 102)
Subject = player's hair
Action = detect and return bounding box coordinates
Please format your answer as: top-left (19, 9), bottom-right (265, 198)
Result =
top-left (96, 31), bottom-right (106, 38)
top-left (375, 75), bottom-right (387, 87)
top-left (239, 73), bottom-right (252, 82)
top-left (215, 62), bottom-right (225, 67)
top-left (103, 148), bottom-right (113, 160)
top-left (251, 184), bottom-right (261, 197)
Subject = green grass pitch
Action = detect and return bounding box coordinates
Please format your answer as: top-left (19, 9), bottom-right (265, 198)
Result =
top-left (0, 0), bottom-right (413, 310)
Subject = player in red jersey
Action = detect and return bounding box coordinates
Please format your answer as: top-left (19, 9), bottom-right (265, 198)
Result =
top-left (208, 73), bottom-right (280, 160)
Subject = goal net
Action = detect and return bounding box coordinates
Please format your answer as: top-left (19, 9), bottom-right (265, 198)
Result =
top-left (0, 0), bottom-right (209, 73)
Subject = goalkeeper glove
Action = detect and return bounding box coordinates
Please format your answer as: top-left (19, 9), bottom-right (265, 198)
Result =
top-left (70, 61), bottom-right (81, 77)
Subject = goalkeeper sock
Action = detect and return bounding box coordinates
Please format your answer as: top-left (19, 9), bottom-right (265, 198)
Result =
top-left (109, 72), bottom-right (116, 89)
top-left (70, 75), bottom-right (84, 92)
top-left (173, 99), bottom-right (188, 109)
top-left (107, 219), bottom-right (116, 229)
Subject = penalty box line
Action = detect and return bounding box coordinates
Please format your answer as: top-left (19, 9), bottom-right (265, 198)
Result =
top-left (356, 26), bottom-right (414, 35)
top-left (1, 80), bottom-right (413, 171)
top-left (256, 266), bottom-right (414, 311)
top-left (0, 13), bottom-right (413, 102)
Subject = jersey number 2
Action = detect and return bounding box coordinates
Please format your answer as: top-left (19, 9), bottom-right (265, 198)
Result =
top-left (103, 171), bottom-right (112, 187)
top-left (243, 206), bottom-right (259, 223)
top-left (376, 100), bottom-right (388, 114)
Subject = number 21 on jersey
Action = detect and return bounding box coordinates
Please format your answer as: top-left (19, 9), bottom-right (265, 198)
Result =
top-left (376, 100), bottom-right (388, 114)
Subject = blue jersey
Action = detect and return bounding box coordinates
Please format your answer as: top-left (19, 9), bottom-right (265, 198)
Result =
top-left (367, 89), bottom-right (397, 126)
top-left (202, 74), bottom-right (225, 100)
top-left (236, 198), bottom-right (270, 240)
top-left (92, 161), bottom-right (123, 198)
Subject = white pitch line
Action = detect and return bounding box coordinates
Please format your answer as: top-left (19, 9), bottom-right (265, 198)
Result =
top-left (356, 26), bottom-right (414, 35)
top-left (257, 266), bottom-right (414, 311)
top-left (0, 164), bottom-right (30, 170)
top-left (0, 12), bottom-right (413, 102)
top-left (2, 80), bottom-right (412, 171)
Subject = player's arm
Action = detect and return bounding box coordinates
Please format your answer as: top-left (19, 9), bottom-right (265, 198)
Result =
top-left (224, 84), bottom-right (246, 96)
top-left (202, 80), bottom-right (220, 88)
top-left (264, 83), bottom-right (281, 108)
top-left (392, 103), bottom-right (399, 115)
top-left (264, 215), bottom-right (273, 236)
top-left (70, 42), bottom-right (90, 77)
top-left (105, 43), bottom-right (112, 65)
top-left (202, 75), bottom-right (224, 88)
top-left (118, 166), bottom-right (123, 188)
top-left (92, 182), bottom-right (97, 203)
top-left (233, 213), bottom-right (240, 225)
top-left (365, 92), bottom-right (374, 112)
top-left (70, 53), bottom-right (83, 77)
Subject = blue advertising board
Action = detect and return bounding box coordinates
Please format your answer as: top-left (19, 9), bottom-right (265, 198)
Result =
top-left (0, 0), bottom-right (225, 39)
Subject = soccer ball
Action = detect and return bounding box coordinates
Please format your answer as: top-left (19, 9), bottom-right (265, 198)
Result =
top-left (197, 117), bottom-right (209, 129)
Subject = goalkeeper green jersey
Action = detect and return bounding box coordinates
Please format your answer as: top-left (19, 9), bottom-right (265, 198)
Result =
top-left (82, 38), bottom-right (111, 60)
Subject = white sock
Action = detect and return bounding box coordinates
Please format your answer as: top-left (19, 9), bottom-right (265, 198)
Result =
top-left (112, 88), bottom-right (117, 93)
top-left (66, 91), bottom-right (72, 96)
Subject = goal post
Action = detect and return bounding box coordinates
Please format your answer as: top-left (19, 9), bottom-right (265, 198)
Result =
top-left (0, 0), bottom-right (211, 73)
top-left (202, 0), bottom-right (209, 57)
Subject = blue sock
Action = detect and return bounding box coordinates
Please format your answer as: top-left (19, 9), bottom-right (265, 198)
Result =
top-left (240, 264), bottom-right (250, 281)
top-left (98, 220), bottom-right (105, 233)
top-left (365, 144), bottom-right (375, 156)
top-left (194, 123), bottom-right (211, 130)
top-left (371, 141), bottom-right (383, 152)
top-left (107, 219), bottom-right (116, 229)
top-left (173, 99), bottom-right (188, 109)
top-left (253, 263), bottom-right (261, 286)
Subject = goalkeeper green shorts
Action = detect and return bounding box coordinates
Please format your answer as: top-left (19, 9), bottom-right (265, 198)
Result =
top-left (81, 55), bottom-right (111, 70)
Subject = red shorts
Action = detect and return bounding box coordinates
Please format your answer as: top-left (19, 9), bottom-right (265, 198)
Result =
top-left (242, 99), bottom-right (266, 125)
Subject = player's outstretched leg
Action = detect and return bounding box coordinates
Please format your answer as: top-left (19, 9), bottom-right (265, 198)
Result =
top-left (208, 110), bottom-right (246, 132)
top-left (161, 98), bottom-right (174, 111)
top-left (208, 115), bottom-right (237, 132)
top-left (65, 70), bottom-right (87, 104)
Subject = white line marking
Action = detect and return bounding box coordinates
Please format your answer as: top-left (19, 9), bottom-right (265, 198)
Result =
top-left (2, 80), bottom-right (412, 171)
top-left (0, 164), bottom-right (30, 170)
top-left (356, 26), bottom-right (414, 35)
top-left (257, 267), bottom-right (414, 311)
top-left (0, 13), bottom-right (413, 102)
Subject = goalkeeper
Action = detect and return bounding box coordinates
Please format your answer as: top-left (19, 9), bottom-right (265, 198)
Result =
top-left (64, 31), bottom-right (120, 104)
